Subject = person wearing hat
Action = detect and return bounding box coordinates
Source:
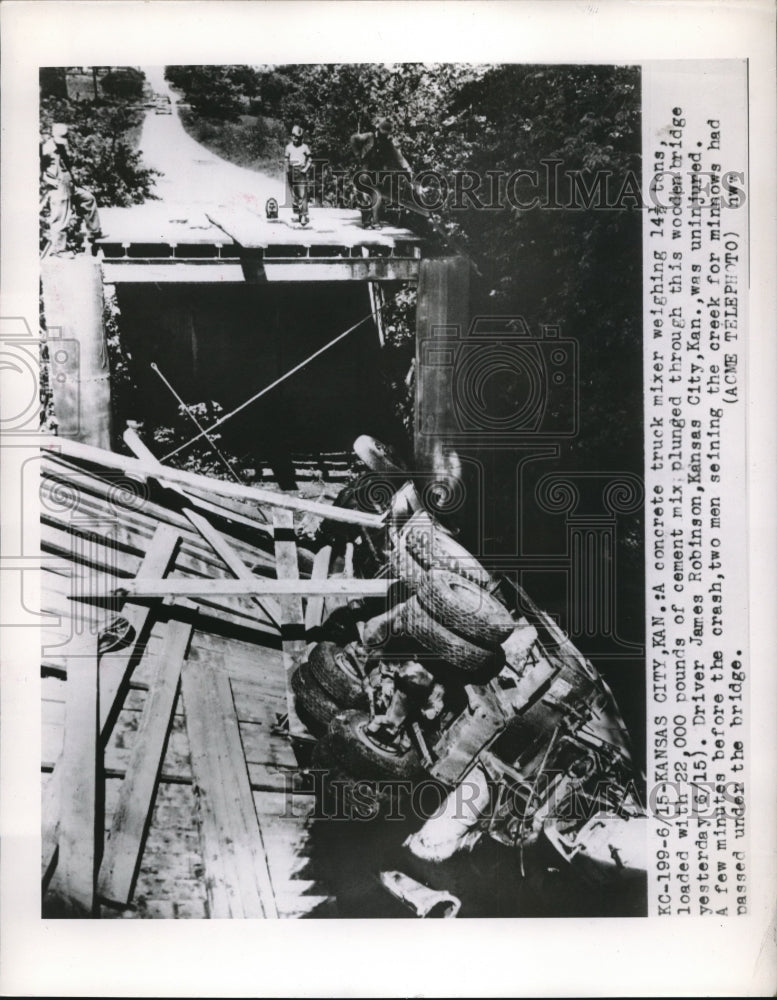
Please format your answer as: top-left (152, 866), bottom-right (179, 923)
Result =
top-left (284, 124), bottom-right (312, 225)
top-left (349, 118), bottom-right (412, 228)
top-left (40, 122), bottom-right (104, 255)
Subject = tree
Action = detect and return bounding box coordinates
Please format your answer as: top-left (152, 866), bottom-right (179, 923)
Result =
top-left (41, 96), bottom-right (160, 208)
top-left (164, 65), bottom-right (245, 120)
top-left (40, 68), bottom-right (68, 100)
top-left (100, 68), bottom-right (145, 101)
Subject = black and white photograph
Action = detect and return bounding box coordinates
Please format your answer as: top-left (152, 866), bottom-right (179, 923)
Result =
top-left (37, 58), bottom-right (647, 921)
top-left (1, 1), bottom-right (775, 996)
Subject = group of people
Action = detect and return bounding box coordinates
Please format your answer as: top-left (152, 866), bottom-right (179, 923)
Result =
top-left (286, 116), bottom-right (413, 228)
top-left (40, 114), bottom-right (413, 251)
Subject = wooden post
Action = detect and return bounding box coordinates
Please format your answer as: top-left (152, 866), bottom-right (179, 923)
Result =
top-left (47, 630), bottom-right (100, 915)
top-left (413, 257), bottom-right (470, 525)
top-left (272, 509), bottom-right (310, 740)
top-left (304, 544), bottom-right (332, 641)
top-left (41, 256), bottom-right (112, 449)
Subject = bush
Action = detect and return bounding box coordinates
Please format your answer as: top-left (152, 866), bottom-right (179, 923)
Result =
top-left (40, 95), bottom-right (160, 209)
top-left (100, 68), bottom-right (145, 101)
top-left (179, 109), bottom-right (285, 175)
top-left (164, 65), bottom-right (244, 121)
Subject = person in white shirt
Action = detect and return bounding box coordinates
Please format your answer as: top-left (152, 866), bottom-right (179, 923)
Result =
top-left (284, 124), bottom-right (312, 225)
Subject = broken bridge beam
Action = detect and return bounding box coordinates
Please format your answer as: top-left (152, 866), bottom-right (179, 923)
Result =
top-left (43, 437), bottom-right (386, 528)
top-left (123, 428), bottom-right (281, 632)
top-left (96, 576), bottom-right (394, 599)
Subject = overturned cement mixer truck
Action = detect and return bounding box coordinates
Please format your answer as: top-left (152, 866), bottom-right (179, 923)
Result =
top-left (291, 437), bottom-right (648, 916)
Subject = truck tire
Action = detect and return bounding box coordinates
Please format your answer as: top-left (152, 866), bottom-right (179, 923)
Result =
top-left (416, 570), bottom-right (514, 648)
top-left (327, 710), bottom-right (424, 781)
top-left (308, 641), bottom-right (368, 709)
top-left (399, 596), bottom-right (504, 677)
top-left (396, 510), bottom-right (491, 588)
top-left (291, 664), bottom-right (342, 735)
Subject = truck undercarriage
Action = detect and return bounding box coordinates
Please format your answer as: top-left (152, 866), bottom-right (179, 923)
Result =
top-left (291, 457), bottom-right (648, 918)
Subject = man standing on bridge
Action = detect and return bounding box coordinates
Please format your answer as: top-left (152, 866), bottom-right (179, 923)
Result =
top-left (350, 118), bottom-right (412, 229)
top-left (284, 124), bottom-right (312, 226)
top-left (40, 122), bottom-right (105, 256)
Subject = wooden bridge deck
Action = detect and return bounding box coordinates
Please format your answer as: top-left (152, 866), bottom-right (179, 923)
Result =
top-left (97, 204), bottom-right (424, 283)
top-left (40, 446), bottom-right (352, 918)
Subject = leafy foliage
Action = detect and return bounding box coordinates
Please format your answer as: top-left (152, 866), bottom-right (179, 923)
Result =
top-left (234, 62), bottom-right (642, 472)
top-left (40, 71), bottom-right (161, 430)
top-left (99, 67), bottom-right (145, 100)
top-left (145, 401), bottom-right (256, 481)
top-left (164, 65), bottom-right (259, 120)
top-left (177, 109), bottom-right (286, 176)
top-left (40, 95), bottom-right (160, 208)
top-left (376, 283), bottom-right (417, 441)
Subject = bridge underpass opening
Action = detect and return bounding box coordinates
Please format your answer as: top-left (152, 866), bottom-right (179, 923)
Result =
top-left (113, 281), bottom-right (406, 478)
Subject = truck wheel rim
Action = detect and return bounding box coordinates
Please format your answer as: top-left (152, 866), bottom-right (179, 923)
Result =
top-left (357, 719), bottom-right (404, 756)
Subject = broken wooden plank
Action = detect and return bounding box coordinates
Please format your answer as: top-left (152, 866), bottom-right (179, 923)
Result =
top-left (99, 523), bottom-right (181, 735)
top-left (46, 630), bottom-right (100, 915)
top-left (40, 459), bottom-right (280, 570)
top-left (98, 617), bottom-right (193, 906)
top-left (43, 571), bottom-right (280, 650)
top-left (123, 429), bottom-right (281, 631)
top-left (43, 438), bottom-right (385, 527)
top-left (83, 577), bottom-right (394, 599)
top-left (41, 451), bottom-right (320, 577)
top-left (42, 525), bottom-right (182, 887)
top-left (304, 543), bottom-right (332, 637)
top-left (273, 509), bottom-right (308, 741)
top-left (177, 488), bottom-right (271, 532)
top-left (182, 657), bottom-right (279, 918)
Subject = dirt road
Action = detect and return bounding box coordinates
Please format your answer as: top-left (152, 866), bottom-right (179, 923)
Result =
top-left (138, 66), bottom-right (283, 210)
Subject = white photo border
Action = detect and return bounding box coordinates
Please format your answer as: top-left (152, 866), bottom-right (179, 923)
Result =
top-left (1, 2), bottom-right (775, 996)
